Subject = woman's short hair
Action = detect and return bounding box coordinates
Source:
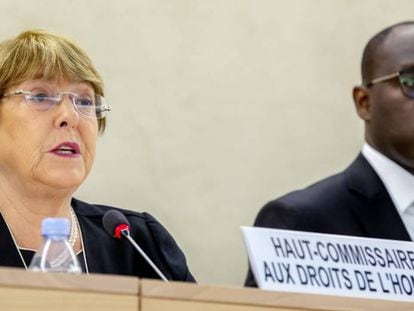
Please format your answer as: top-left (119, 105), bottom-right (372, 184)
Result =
top-left (0, 29), bottom-right (106, 133)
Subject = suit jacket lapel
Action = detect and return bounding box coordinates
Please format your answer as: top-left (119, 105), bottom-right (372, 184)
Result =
top-left (345, 153), bottom-right (411, 241)
top-left (0, 214), bottom-right (26, 268)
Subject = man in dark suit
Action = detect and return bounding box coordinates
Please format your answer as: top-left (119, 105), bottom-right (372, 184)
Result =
top-left (245, 21), bottom-right (414, 286)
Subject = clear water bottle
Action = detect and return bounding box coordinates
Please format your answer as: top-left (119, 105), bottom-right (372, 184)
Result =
top-left (28, 218), bottom-right (81, 274)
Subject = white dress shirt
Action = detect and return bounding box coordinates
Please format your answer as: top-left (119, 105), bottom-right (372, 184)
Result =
top-left (362, 143), bottom-right (414, 240)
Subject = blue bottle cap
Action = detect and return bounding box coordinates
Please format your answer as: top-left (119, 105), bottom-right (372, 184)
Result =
top-left (41, 218), bottom-right (70, 236)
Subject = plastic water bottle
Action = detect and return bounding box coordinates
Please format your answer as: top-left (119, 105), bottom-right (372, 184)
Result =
top-left (28, 218), bottom-right (82, 274)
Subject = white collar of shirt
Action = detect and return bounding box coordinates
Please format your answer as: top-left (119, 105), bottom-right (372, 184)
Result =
top-left (361, 143), bottom-right (414, 214)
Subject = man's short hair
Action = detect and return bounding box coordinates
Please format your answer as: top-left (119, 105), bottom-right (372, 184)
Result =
top-left (361, 21), bottom-right (414, 85)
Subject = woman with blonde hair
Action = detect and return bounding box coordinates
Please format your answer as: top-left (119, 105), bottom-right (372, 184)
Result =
top-left (0, 29), bottom-right (194, 281)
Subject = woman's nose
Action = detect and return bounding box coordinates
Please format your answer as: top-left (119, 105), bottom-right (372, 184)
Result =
top-left (54, 94), bottom-right (80, 128)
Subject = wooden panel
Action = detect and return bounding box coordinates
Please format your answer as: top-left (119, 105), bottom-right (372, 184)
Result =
top-left (0, 267), bottom-right (139, 311)
top-left (0, 287), bottom-right (137, 311)
top-left (141, 279), bottom-right (414, 311)
top-left (0, 267), bottom-right (138, 295)
top-left (141, 298), bottom-right (301, 311)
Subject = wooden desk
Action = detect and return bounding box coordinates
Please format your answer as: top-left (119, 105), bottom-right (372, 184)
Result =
top-left (0, 268), bottom-right (412, 310)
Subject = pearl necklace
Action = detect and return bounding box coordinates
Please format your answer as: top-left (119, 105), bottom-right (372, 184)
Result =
top-left (68, 207), bottom-right (78, 248)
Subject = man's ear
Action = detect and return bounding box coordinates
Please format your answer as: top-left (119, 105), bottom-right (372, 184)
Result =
top-left (353, 85), bottom-right (371, 121)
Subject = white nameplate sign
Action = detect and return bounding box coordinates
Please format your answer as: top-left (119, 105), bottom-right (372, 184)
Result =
top-left (242, 226), bottom-right (414, 302)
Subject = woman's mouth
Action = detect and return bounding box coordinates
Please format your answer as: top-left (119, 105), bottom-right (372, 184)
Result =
top-left (49, 142), bottom-right (81, 158)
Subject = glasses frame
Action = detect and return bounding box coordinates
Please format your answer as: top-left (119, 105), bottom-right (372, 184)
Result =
top-left (364, 67), bottom-right (414, 99)
top-left (3, 89), bottom-right (111, 119)
top-left (365, 72), bottom-right (400, 87)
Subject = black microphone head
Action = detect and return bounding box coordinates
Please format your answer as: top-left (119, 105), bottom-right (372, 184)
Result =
top-left (102, 210), bottom-right (131, 238)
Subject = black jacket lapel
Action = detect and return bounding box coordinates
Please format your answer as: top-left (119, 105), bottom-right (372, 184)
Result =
top-left (0, 214), bottom-right (25, 268)
top-left (345, 154), bottom-right (411, 241)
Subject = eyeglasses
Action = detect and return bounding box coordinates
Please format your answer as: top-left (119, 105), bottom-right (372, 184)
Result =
top-left (3, 90), bottom-right (111, 119)
top-left (365, 67), bottom-right (414, 99)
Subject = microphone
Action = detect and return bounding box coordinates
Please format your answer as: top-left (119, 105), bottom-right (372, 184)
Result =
top-left (102, 210), bottom-right (169, 282)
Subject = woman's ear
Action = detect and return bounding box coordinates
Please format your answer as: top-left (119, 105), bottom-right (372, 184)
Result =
top-left (353, 85), bottom-right (372, 121)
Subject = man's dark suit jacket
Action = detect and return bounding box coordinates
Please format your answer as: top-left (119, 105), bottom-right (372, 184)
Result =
top-left (245, 154), bottom-right (411, 287)
top-left (0, 198), bottom-right (195, 282)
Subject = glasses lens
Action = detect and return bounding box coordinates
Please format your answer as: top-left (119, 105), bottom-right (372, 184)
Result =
top-left (74, 94), bottom-right (95, 117)
top-left (400, 70), bottom-right (414, 98)
top-left (94, 95), bottom-right (110, 119)
top-left (26, 92), bottom-right (58, 111)
top-left (73, 94), bottom-right (110, 119)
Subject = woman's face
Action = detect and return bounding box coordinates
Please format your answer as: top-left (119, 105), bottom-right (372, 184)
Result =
top-left (0, 79), bottom-right (99, 192)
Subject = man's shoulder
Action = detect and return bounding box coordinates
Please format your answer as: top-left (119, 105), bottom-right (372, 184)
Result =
top-left (254, 156), bottom-right (375, 230)
top-left (266, 154), bottom-right (376, 212)
top-left (272, 171), bottom-right (348, 210)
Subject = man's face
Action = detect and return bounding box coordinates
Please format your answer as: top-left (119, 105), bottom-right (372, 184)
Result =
top-left (364, 26), bottom-right (414, 172)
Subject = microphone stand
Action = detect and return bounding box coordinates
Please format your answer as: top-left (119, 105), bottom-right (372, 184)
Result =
top-left (121, 229), bottom-right (169, 282)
